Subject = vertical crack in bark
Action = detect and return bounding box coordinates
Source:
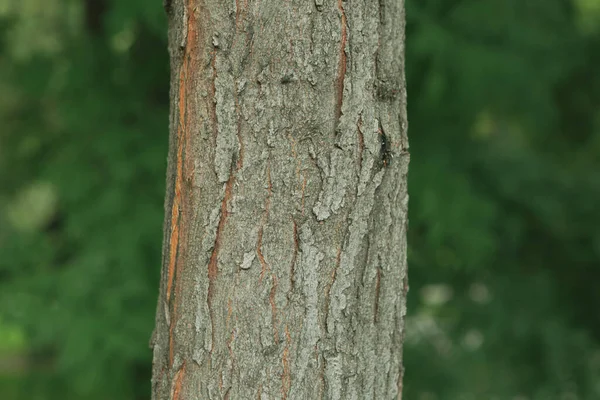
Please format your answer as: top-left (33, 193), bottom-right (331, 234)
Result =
top-left (234, 0), bottom-right (241, 31)
top-left (289, 134), bottom-right (302, 203)
top-left (226, 297), bottom-right (236, 386)
top-left (397, 273), bottom-right (409, 398)
top-left (232, 0), bottom-right (249, 49)
top-left (168, 250), bottom-right (181, 365)
top-left (357, 114), bottom-right (364, 172)
top-left (319, 354), bottom-right (327, 399)
top-left (166, 207), bottom-right (180, 307)
top-left (171, 361), bottom-right (186, 400)
top-left (227, 328), bottom-right (235, 363)
top-left (258, 162), bottom-right (272, 281)
top-left (256, 162), bottom-right (277, 341)
top-left (324, 246), bottom-right (342, 333)
top-left (375, 0), bottom-right (384, 89)
top-left (166, 42), bottom-right (189, 308)
top-left (335, 0), bottom-right (348, 125)
top-left (270, 274), bottom-right (279, 342)
top-left (224, 328), bottom-right (235, 399)
top-left (301, 175), bottom-right (307, 215)
top-left (232, 0), bottom-right (246, 173)
top-left (226, 298), bottom-right (233, 329)
top-left (207, 175), bottom-right (234, 355)
top-left (234, 87), bottom-right (244, 171)
top-left (167, 68), bottom-right (186, 366)
top-left (281, 325), bottom-right (292, 399)
top-left (210, 49), bottom-right (219, 139)
top-left (378, 120), bottom-right (391, 169)
top-left (166, 0), bottom-right (201, 366)
top-left (374, 265), bottom-right (381, 323)
top-left (289, 219), bottom-right (298, 297)
top-left (257, 227), bottom-right (268, 281)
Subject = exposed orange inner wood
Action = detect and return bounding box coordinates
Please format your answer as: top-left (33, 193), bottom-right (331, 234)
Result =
top-left (167, 0), bottom-right (201, 367)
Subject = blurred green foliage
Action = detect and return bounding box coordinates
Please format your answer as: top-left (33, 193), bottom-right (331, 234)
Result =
top-left (0, 0), bottom-right (599, 399)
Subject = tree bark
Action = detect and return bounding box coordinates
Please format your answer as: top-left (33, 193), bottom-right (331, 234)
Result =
top-left (151, 0), bottom-right (408, 398)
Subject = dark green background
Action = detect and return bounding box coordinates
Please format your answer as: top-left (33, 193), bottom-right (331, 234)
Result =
top-left (1, 0), bottom-right (599, 398)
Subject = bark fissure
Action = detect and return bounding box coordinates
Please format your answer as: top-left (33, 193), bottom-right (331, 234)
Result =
top-left (207, 175), bottom-right (234, 355)
top-left (281, 325), bottom-right (292, 398)
top-left (288, 218), bottom-right (299, 301)
top-left (357, 113), bottom-right (364, 172)
top-left (269, 274), bottom-right (279, 343)
top-left (258, 162), bottom-right (272, 282)
top-left (335, 0), bottom-right (348, 125)
top-left (374, 262), bottom-right (381, 323)
top-left (324, 245), bottom-right (342, 334)
top-left (170, 361), bottom-right (186, 400)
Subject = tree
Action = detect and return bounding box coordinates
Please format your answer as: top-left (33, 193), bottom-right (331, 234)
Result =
top-left (3, 1), bottom-right (600, 399)
top-left (151, 0), bottom-right (409, 398)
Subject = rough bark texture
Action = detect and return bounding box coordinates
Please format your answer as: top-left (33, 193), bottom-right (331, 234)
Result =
top-left (151, 0), bottom-right (408, 398)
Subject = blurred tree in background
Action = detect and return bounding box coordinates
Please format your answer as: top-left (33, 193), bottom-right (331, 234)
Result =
top-left (0, 0), bottom-right (599, 399)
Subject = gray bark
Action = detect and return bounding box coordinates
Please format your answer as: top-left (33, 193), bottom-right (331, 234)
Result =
top-left (151, 0), bottom-right (409, 398)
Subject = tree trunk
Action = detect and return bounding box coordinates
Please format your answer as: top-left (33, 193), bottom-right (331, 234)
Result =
top-left (151, 0), bottom-right (408, 398)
